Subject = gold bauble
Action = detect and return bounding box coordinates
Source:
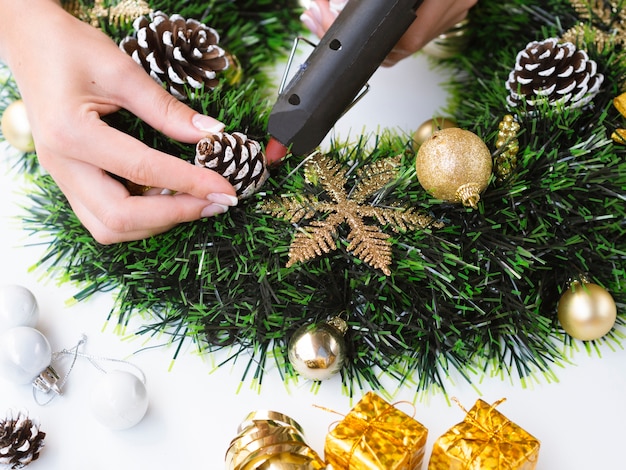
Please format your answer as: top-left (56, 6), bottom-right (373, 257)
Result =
top-left (557, 281), bottom-right (617, 341)
top-left (1, 100), bottom-right (35, 153)
top-left (412, 117), bottom-right (457, 146)
top-left (422, 18), bottom-right (471, 59)
top-left (287, 317), bottom-right (348, 381)
top-left (415, 127), bottom-right (492, 208)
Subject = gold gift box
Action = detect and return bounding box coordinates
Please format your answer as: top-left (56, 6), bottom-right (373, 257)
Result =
top-left (325, 391), bottom-right (428, 469)
top-left (428, 399), bottom-right (540, 470)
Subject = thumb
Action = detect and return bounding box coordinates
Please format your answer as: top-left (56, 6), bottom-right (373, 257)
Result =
top-left (118, 69), bottom-right (225, 143)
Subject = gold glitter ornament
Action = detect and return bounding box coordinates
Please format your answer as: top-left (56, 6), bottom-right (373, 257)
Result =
top-left (494, 114), bottom-right (521, 184)
top-left (415, 128), bottom-right (492, 208)
top-left (412, 117), bottom-right (457, 147)
top-left (1, 100), bottom-right (35, 153)
top-left (557, 280), bottom-right (617, 341)
top-left (262, 153), bottom-right (438, 275)
top-left (288, 317), bottom-right (348, 381)
top-left (611, 92), bottom-right (626, 144)
top-left (63, 0), bottom-right (152, 27)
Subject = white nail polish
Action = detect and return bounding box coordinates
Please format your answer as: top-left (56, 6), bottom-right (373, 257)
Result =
top-left (206, 193), bottom-right (239, 206)
top-left (192, 114), bottom-right (224, 133)
top-left (300, 13), bottom-right (321, 36)
top-left (201, 204), bottom-right (229, 218)
top-left (308, 1), bottom-right (323, 22)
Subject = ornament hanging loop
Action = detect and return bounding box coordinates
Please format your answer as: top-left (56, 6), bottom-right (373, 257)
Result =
top-left (32, 334), bottom-right (87, 406)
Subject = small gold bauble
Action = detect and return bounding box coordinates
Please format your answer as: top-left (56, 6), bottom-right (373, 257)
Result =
top-left (415, 127), bottom-right (492, 208)
top-left (557, 281), bottom-right (617, 341)
top-left (1, 100), bottom-right (35, 153)
top-left (412, 117), bottom-right (457, 146)
top-left (287, 317), bottom-right (348, 381)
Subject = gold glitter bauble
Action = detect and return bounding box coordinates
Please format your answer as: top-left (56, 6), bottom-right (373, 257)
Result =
top-left (412, 117), bottom-right (457, 146)
top-left (557, 281), bottom-right (617, 341)
top-left (287, 317), bottom-right (348, 381)
top-left (415, 128), bottom-right (492, 208)
top-left (1, 100), bottom-right (35, 153)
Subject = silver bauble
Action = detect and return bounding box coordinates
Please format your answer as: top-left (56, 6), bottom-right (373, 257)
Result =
top-left (288, 317), bottom-right (348, 381)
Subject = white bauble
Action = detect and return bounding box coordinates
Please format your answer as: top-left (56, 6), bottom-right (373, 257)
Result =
top-left (90, 370), bottom-right (149, 430)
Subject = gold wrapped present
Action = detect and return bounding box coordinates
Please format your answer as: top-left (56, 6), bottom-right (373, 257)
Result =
top-left (324, 391), bottom-right (428, 469)
top-left (428, 398), bottom-right (540, 470)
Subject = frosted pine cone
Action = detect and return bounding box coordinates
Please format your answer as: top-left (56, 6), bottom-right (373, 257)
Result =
top-left (505, 38), bottom-right (603, 112)
top-left (195, 132), bottom-right (269, 199)
top-left (120, 11), bottom-right (228, 100)
top-left (0, 413), bottom-right (45, 469)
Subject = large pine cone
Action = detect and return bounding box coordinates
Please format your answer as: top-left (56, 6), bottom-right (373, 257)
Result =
top-left (120, 11), bottom-right (228, 100)
top-left (0, 413), bottom-right (45, 469)
top-left (195, 132), bottom-right (269, 199)
top-left (505, 38), bottom-right (603, 112)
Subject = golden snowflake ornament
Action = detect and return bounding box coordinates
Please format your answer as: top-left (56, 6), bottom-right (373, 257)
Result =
top-left (262, 153), bottom-right (438, 275)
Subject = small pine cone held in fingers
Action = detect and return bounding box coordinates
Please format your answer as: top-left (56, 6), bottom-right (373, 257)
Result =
top-left (195, 132), bottom-right (270, 199)
top-left (119, 11), bottom-right (229, 100)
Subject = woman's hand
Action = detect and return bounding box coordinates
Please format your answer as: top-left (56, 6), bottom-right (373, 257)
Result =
top-left (301, 0), bottom-right (478, 66)
top-left (0, 0), bottom-right (238, 244)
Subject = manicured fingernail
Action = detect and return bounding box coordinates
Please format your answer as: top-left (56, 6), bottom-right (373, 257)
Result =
top-left (201, 203), bottom-right (229, 218)
top-left (192, 114), bottom-right (224, 133)
top-left (206, 192), bottom-right (239, 206)
top-left (307, 1), bottom-right (323, 22)
top-left (300, 13), bottom-right (321, 36)
top-left (330, 0), bottom-right (348, 13)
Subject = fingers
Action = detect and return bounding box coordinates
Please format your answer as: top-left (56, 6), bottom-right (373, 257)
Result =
top-left (301, 1), bottom-right (339, 38)
top-left (383, 2), bottom-right (473, 67)
top-left (72, 119), bottom-right (236, 200)
top-left (107, 53), bottom-right (225, 144)
top-left (54, 159), bottom-right (234, 244)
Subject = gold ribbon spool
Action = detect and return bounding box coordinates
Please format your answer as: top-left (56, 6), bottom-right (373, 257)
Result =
top-left (226, 426), bottom-right (307, 469)
top-left (237, 410), bottom-right (306, 435)
top-left (226, 410), bottom-right (323, 470)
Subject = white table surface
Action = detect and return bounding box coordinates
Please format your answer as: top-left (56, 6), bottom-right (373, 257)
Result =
top-left (1, 51), bottom-right (625, 469)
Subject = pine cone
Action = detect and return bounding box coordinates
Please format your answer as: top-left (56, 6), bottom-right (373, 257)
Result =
top-left (195, 132), bottom-right (269, 199)
top-left (0, 413), bottom-right (45, 469)
top-left (119, 11), bottom-right (228, 100)
top-left (505, 38), bottom-right (603, 112)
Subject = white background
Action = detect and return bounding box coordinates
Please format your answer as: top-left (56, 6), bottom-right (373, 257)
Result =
top-left (1, 50), bottom-right (625, 469)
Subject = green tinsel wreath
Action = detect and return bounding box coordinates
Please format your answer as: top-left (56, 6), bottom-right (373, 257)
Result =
top-left (1, 0), bottom-right (625, 395)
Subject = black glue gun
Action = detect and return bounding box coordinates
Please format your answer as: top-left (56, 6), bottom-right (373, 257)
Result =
top-left (266, 0), bottom-right (423, 164)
